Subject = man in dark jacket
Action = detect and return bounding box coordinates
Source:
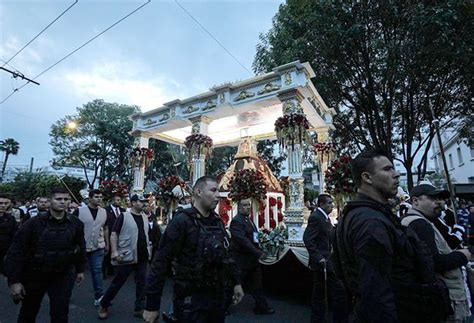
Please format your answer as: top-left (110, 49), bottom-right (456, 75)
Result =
top-left (0, 193), bottom-right (18, 275)
top-left (103, 194), bottom-right (125, 278)
top-left (143, 176), bottom-right (244, 323)
top-left (402, 184), bottom-right (471, 322)
top-left (4, 187), bottom-right (86, 323)
top-left (229, 198), bottom-right (274, 315)
top-left (304, 193), bottom-right (348, 322)
top-left (335, 150), bottom-right (445, 322)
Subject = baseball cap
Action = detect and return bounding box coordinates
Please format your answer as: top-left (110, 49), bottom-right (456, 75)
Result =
top-left (130, 194), bottom-right (149, 202)
top-left (410, 184), bottom-right (450, 199)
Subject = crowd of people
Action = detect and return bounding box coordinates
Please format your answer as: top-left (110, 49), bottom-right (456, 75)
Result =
top-left (1, 149), bottom-right (474, 323)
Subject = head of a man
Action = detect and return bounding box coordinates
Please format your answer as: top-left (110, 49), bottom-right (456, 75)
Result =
top-left (130, 194), bottom-right (148, 213)
top-left (88, 189), bottom-right (103, 208)
top-left (410, 184), bottom-right (449, 220)
top-left (111, 195), bottom-right (122, 208)
top-left (0, 194), bottom-right (11, 214)
top-left (317, 194), bottom-right (334, 215)
top-left (37, 197), bottom-right (50, 211)
top-left (352, 150), bottom-right (400, 202)
top-left (468, 204), bottom-right (474, 215)
top-left (238, 198), bottom-right (252, 216)
top-left (193, 176), bottom-right (219, 214)
top-left (50, 188), bottom-right (71, 213)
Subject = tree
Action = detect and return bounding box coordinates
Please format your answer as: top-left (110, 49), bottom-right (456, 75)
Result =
top-left (145, 139), bottom-right (188, 187)
top-left (208, 146), bottom-right (238, 176)
top-left (0, 171), bottom-right (85, 202)
top-left (257, 140), bottom-right (286, 177)
top-left (0, 138), bottom-right (20, 182)
top-left (50, 100), bottom-right (139, 188)
top-left (254, 0), bottom-right (473, 189)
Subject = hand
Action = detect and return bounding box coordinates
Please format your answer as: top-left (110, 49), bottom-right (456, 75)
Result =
top-left (75, 273), bottom-right (85, 286)
top-left (111, 252), bottom-right (119, 260)
top-left (259, 252), bottom-right (267, 261)
top-left (232, 284), bottom-right (244, 305)
top-left (459, 248), bottom-right (472, 260)
top-left (10, 283), bottom-right (26, 302)
top-left (143, 310), bottom-right (159, 322)
top-left (319, 258), bottom-right (327, 263)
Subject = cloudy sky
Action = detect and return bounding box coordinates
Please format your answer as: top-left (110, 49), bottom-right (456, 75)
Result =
top-left (0, 0), bottom-right (283, 168)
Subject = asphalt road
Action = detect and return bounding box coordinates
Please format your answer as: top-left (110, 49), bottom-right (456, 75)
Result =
top-left (0, 269), bottom-right (311, 323)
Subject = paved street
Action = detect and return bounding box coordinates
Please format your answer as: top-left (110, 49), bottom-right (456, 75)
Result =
top-left (1, 269), bottom-right (311, 323)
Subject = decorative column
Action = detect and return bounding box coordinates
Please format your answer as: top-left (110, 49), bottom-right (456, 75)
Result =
top-left (316, 128), bottom-right (330, 193)
top-left (133, 135), bottom-right (149, 194)
top-left (189, 116), bottom-right (212, 186)
top-left (278, 90), bottom-right (306, 245)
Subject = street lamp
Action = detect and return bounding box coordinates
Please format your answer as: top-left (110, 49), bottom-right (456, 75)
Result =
top-left (66, 121), bottom-right (78, 131)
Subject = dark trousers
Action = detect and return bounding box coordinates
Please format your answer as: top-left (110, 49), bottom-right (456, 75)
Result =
top-left (102, 251), bottom-right (114, 278)
top-left (241, 264), bottom-right (269, 310)
top-left (18, 270), bottom-right (75, 323)
top-left (175, 291), bottom-right (226, 323)
top-left (100, 261), bottom-right (147, 311)
top-left (311, 267), bottom-right (349, 323)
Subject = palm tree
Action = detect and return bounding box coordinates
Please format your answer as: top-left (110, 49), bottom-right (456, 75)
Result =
top-left (0, 138), bottom-right (20, 182)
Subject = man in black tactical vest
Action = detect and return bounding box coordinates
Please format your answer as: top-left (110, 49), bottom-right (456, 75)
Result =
top-left (4, 187), bottom-right (87, 323)
top-left (334, 150), bottom-right (451, 322)
top-left (0, 193), bottom-right (18, 275)
top-left (143, 176), bottom-right (244, 323)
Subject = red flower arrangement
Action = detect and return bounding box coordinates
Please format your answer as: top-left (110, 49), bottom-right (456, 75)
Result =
top-left (313, 142), bottom-right (336, 164)
top-left (129, 147), bottom-right (154, 168)
top-left (156, 176), bottom-right (186, 211)
top-left (324, 155), bottom-right (356, 196)
top-left (184, 134), bottom-right (213, 162)
top-left (99, 180), bottom-right (128, 199)
top-left (274, 113), bottom-right (311, 149)
top-left (228, 169), bottom-right (267, 204)
top-left (219, 198), bottom-right (232, 225)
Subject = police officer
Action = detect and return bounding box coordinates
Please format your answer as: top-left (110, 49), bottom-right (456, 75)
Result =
top-left (334, 150), bottom-right (450, 322)
top-left (229, 198), bottom-right (274, 315)
top-left (4, 187), bottom-right (86, 323)
top-left (0, 193), bottom-right (18, 275)
top-left (143, 176), bottom-right (244, 323)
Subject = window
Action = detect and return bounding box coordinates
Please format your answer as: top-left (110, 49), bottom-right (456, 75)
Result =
top-left (457, 147), bottom-right (463, 165)
top-left (449, 154), bottom-right (454, 169)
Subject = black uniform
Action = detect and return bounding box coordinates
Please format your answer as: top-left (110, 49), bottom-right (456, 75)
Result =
top-left (334, 193), bottom-right (450, 323)
top-left (145, 207), bottom-right (241, 322)
top-left (0, 212), bottom-right (18, 274)
top-left (303, 208), bottom-right (348, 323)
top-left (229, 213), bottom-right (270, 312)
top-left (4, 211), bottom-right (86, 323)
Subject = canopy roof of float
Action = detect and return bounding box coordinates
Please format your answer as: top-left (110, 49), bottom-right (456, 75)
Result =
top-left (130, 61), bottom-right (335, 147)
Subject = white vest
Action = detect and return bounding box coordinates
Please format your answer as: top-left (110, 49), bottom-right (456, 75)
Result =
top-left (112, 211), bottom-right (151, 266)
top-left (401, 210), bottom-right (466, 301)
top-left (78, 206), bottom-right (107, 252)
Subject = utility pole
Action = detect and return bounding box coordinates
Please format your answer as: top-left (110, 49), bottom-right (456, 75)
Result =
top-left (0, 67), bottom-right (40, 86)
top-left (430, 106), bottom-right (457, 215)
top-left (29, 157), bottom-right (34, 172)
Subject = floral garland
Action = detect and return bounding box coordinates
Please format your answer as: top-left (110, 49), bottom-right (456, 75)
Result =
top-left (228, 169), bottom-right (267, 203)
top-left (218, 197), bottom-right (232, 226)
top-left (274, 113), bottom-right (311, 149)
top-left (256, 197), bottom-right (283, 228)
top-left (313, 142), bottom-right (336, 164)
top-left (184, 134), bottom-right (213, 162)
top-left (155, 176), bottom-right (186, 212)
top-left (99, 180), bottom-right (128, 200)
top-left (258, 224), bottom-right (288, 258)
top-left (129, 147), bottom-right (154, 168)
top-left (325, 155), bottom-right (356, 197)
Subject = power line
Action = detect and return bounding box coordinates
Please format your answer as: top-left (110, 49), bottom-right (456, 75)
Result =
top-left (174, 0), bottom-right (253, 76)
top-left (0, 0), bottom-right (151, 105)
top-left (2, 0), bottom-right (79, 67)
